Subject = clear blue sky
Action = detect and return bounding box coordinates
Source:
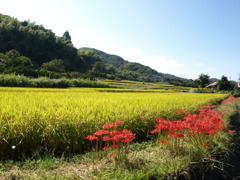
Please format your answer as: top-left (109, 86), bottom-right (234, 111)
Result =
top-left (1, 0), bottom-right (240, 81)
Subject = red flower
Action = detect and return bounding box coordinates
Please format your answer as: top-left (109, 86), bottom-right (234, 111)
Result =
top-left (110, 130), bottom-right (121, 136)
top-left (111, 144), bottom-right (120, 148)
top-left (107, 153), bottom-right (116, 158)
top-left (121, 138), bottom-right (133, 143)
top-left (93, 130), bottom-right (109, 136)
top-left (111, 134), bottom-right (124, 142)
top-left (114, 120), bottom-right (124, 125)
top-left (102, 146), bottom-right (109, 151)
top-left (188, 131), bottom-right (195, 135)
top-left (201, 142), bottom-right (208, 147)
top-left (177, 109), bottom-right (184, 114)
top-left (102, 135), bottom-right (111, 141)
top-left (85, 135), bottom-right (98, 141)
top-left (160, 140), bottom-right (168, 144)
top-left (102, 123), bottom-right (116, 129)
top-left (150, 129), bottom-right (159, 134)
top-left (228, 130), bottom-right (235, 134)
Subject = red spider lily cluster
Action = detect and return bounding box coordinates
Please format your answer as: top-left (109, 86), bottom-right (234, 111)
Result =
top-left (151, 101), bottom-right (235, 147)
top-left (222, 96), bottom-right (240, 104)
top-left (85, 120), bottom-right (136, 151)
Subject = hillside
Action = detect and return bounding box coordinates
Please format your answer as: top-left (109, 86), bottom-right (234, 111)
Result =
top-left (0, 13), bottom-right (193, 84)
top-left (81, 47), bottom-right (192, 83)
top-left (0, 13), bottom-right (99, 73)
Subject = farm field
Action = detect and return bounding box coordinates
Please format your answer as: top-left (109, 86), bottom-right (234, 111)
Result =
top-left (0, 88), bottom-right (238, 179)
top-left (99, 79), bottom-right (192, 91)
top-left (0, 87), bottom-right (228, 160)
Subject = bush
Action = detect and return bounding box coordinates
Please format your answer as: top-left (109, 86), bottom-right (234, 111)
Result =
top-left (192, 88), bottom-right (215, 93)
top-left (0, 74), bottom-right (113, 88)
top-left (231, 91), bottom-right (240, 97)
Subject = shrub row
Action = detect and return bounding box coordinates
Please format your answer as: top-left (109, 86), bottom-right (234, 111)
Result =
top-left (0, 74), bottom-right (113, 88)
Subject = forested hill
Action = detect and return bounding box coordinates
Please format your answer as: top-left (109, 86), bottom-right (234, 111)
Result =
top-left (0, 13), bottom-right (99, 73)
top-left (0, 13), bottom-right (191, 84)
top-left (80, 47), bottom-right (191, 82)
top-left (81, 48), bottom-right (159, 75)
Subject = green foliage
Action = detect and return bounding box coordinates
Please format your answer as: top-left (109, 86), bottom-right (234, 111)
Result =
top-left (81, 48), bottom-right (195, 86)
top-left (195, 74), bottom-right (210, 88)
top-left (0, 14), bottom-right (98, 73)
top-left (77, 49), bottom-right (101, 72)
top-left (217, 76), bottom-right (233, 91)
top-left (62, 30), bottom-right (71, 42)
top-left (192, 88), bottom-right (215, 93)
top-left (0, 50), bottom-right (37, 76)
top-left (231, 91), bottom-right (240, 97)
top-left (0, 74), bottom-right (112, 88)
top-left (92, 61), bottom-right (107, 73)
top-left (41, 59), bottom-right (65, 72)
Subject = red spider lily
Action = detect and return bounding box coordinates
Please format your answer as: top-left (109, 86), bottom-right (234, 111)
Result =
top-left (168, 120), bottom-right (187, 133)
top-left (86, 120), bottom-right (135, 154)
top-left (228, 130), bottom-right (236, 134)
top-left (102, 123), bottom-right (116, 129)
top-left (121, 134), bottom-right (136, 143)
top-left (201, 142), bottom-right (208, 147)
top-left (102, 146), bottom-right (109, 151)
top-left (160, 140), bottom-right (168, 144)
top-left (222, 96), bottom-right (236, 104)
top-left (110, 130), bottom-right (122, 136)
top-left (102, 135), bottom-right (111, 141)
top-left (107, 153), bottom-right (116, 158)
top-left (111, 134), bottom-right (124, 142)
top-left (150, 129), bottom-right (159, 134)
top-left (121, 138), bottom-right (134, 143)
top-left (177, 109), bottom-right (185, 114)
top-left (102, 120), bottom-right (125, 129)
top-left (151, 101), bottom-right (233, 150)
top-left (111, 144), bottom-right (120, 148)
top-left (122, 129), bottom-right (133, 134)
top-left (93, 130), bottom-right (109, 136)
top-left (188, 131), bottom-right (195, 135)
top-left (151, 118), bottom-right (172, 133)
top-left (110, 130), bottom-right (136, 143)
top-left (115, 120), bottom-right (124, 125)
top-left (202, 104), bottom-right (216, 109)
top-left (85, 135), bottom-right (98, 141)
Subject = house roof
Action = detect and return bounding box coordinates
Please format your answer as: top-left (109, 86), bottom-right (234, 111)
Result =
top-left (206, 82), bottom-right (218, 88)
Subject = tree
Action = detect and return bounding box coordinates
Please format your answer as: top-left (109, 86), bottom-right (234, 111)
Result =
top-left (41, 59), bottom-right (65, 72)
top-left (196, 74), bottom-right (210, 88)
top-left (92, 61), bottom-right (107, 73)
top-left (0, 49), bottom-right (36, 76)
top-left (77, 49), bottom-right (101, 72)
top-left (62, 31), bottom-right (71, 42)
top-left (217, 76), bottom-right (232, 91)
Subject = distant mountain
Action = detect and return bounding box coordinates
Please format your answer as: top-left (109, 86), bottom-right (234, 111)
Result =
top-left (80, 47), bottom-right (191, 83)
top-left (210, 78), bottom-right (219, 82)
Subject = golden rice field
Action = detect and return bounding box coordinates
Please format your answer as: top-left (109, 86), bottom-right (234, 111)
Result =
top-left (0, 87), bottom-right (228, 159)
top-left (100, 79), bottom-right (191, 91)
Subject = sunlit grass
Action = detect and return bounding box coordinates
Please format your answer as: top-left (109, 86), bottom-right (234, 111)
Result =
top-left (0, 87), bottom-right (228, 159)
